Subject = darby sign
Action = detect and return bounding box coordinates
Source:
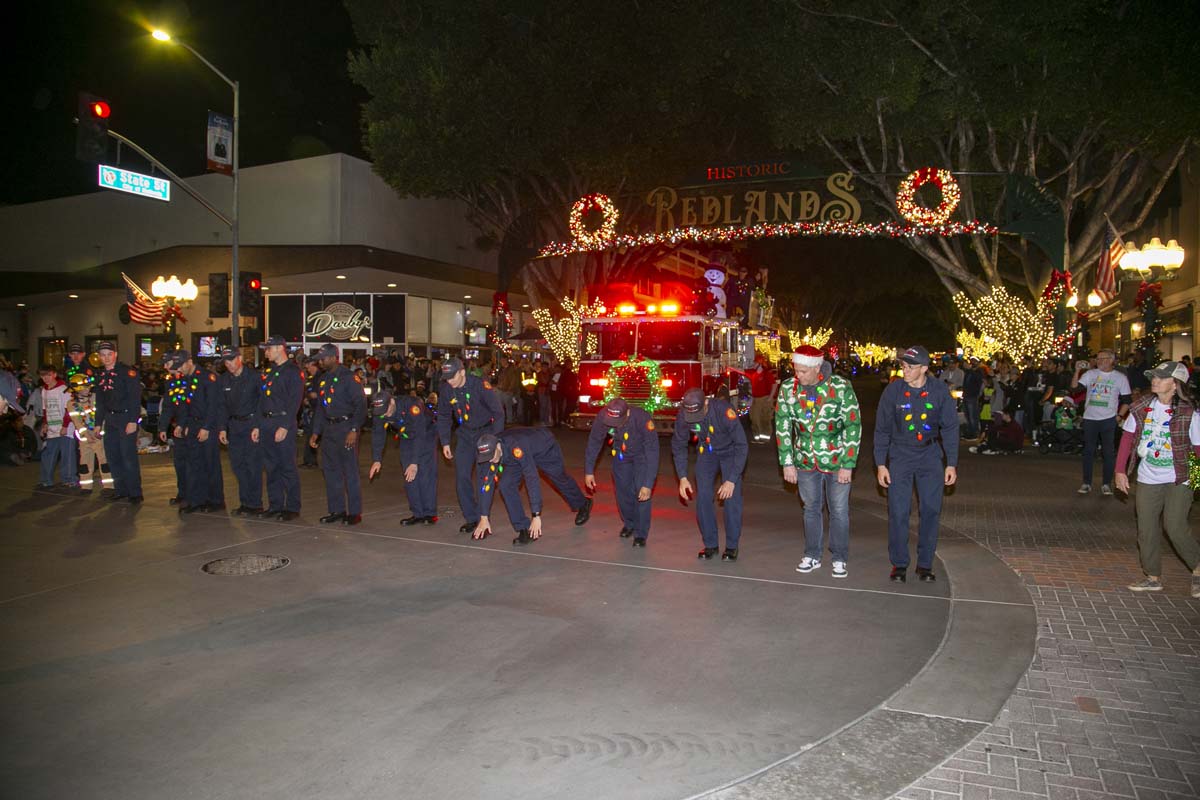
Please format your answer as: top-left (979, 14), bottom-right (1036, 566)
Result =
top-left (306, 302), bottom-right (372, 341)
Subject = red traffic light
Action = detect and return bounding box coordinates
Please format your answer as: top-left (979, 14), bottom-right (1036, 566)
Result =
top-left (248, 278), bottom-right (261, 290)
top-left (90, 101), bottom-right (111, 119)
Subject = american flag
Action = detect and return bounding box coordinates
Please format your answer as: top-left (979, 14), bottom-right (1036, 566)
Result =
top-left (1094, 228), bottom-right (1122, 304)
top-left (121, 272), bottom-right (165, 325)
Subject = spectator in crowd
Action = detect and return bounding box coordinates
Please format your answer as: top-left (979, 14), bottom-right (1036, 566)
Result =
top-left (536, 360), bottom-right (553, 426)
top-left (941, 357), bottom-right (964, 392)
top-left (961, 357), bottom-right (984, 442)
top-left (1114, 361), bottom-right (1200, 597)
top-left (969, 408), bottom-right (1024, 455)
top-left (495, 355), bottom-right (520, 424)
top-left (34, 364), bottom-right (76, 489)
top-left (1072, 349), bottom-right (1131, 496)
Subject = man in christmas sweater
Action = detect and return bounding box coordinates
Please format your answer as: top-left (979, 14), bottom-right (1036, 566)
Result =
top-left (66, 372), bottom-right (111, 492)
top-left (776, 345), bottom-right (862, 578)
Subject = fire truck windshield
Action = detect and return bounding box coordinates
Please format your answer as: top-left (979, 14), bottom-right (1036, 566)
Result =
top-left (581, 320), bottom-right (703, 361)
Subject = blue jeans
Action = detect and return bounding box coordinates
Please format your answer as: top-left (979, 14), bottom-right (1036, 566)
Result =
top-left (40, 436), bottom-right (78, 485)
top-left (795, 470), bottom-right (851, 562)
top-left (963, 396), bottom-right (980, 438)
top-left (1081, 417), bottom-right (1117, 486)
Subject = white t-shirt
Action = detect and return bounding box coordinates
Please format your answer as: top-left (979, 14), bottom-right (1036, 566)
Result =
top-left (1122, 399), bottom-right (1200, 484)
top-left (1078, 368), bottom-right (1130, 421)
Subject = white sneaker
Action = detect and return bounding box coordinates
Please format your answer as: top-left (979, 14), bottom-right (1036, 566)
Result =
top-left (1077, 483), bottom-right (1092, 495)
top-left (795, 556), bottom-right (821, 573)
top-left (1101, 484), bottom-right (1113, 496)
top-left (831, 561), bottom-right (848, 578)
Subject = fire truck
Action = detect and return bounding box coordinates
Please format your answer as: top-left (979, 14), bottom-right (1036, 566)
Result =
top-left (569, 301), bottom-right (780, 433)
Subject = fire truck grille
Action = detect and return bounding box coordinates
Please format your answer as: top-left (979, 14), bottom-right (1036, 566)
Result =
top-left (615, 366), bottom-right (653, 409)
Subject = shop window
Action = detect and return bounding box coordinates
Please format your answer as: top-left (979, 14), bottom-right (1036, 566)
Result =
top-left (430, 299), bottom-right (464, 345)
top-left (407, 297), bottom-right (429, 343)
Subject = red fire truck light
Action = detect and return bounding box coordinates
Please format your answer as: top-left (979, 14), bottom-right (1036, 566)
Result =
top-left (647, 304), bottom-right (657, 313)
top-left (617, 304), bottom-right (637, 316)
top-left (660, 378), bottom-right (673, 388)
top-left (659, 302), bottom-right (680, 315)
top-left (589, 378), bottom-right (609, 387)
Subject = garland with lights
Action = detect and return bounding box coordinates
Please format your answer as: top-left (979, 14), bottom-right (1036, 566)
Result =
top-left (568, 194), bottom-right (619, 249)
top-left (895, 168), bottom-right (961, 226)
top-left (531, 297), bottom-right (607, 365)
top-left (602, 358), bottom-right (669, 413)
top-left (490, 291), bottom-right (514, 355)
top-left (787, 326), bottom-right (833, 351)
top-left (538, 217), bottom-right (999, 258)
top-left (1136, 281), bottom-right (1164, 359)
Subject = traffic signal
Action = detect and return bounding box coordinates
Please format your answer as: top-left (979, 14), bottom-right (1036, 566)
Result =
top-left (75, 91), bottom-right (111, 163)
top-left (208, 273), bottom-right (230, 318)
top-left (239, 272), bottom-right (263, 317)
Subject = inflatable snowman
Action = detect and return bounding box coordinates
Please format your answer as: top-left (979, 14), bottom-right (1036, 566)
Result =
top-left (703, 267), bottom-right (728, 318)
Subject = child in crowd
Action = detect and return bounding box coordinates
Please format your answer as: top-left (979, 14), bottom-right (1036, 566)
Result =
top-left (66, 372), bottom-right (112, 493)
top-left (35, 364), bottom-right (77, 489)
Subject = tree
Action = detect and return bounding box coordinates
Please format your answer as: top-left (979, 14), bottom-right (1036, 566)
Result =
top-left (345, 1), bottom-right (778, 305)
top-left (755, 0), bottom-right (1197, 298)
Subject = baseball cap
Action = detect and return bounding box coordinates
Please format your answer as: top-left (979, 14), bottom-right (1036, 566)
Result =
top-left (1144, 361), bottom-right (1189, 382)
top-left (602, 397), bottom-right (631, 427)
top-left (161, 349), bottom-right (190, 370)
top-left (219, 346), bottom-right (239, 361)
top-left (370, 389), bottom-right (393, 415)
top-left (315, 343), bottom-right (339, 360)
top-left (68, 343), bottom-right (84, 354)
top-left (96, 340), bottom-right (116, 353)
top-left (258, 335), bottom-right (287, 348)
top-left (680, 387), bottom-right (706, 424)
top-left (475, 433), bottom-right (501, 462)
top-left (900, 345), bottom-right (931, 366)
top-left (441, 357), bottom-right (465, 377)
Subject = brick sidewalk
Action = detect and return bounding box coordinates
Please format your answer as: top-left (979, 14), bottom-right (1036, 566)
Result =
top-left (894, 451), bottom-right (1200, 800)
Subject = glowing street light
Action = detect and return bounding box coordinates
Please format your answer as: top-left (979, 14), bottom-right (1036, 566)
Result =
top-left (152, 26), bottom-right (241, 345)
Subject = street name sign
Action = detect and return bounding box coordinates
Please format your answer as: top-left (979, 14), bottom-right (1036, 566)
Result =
top-left (97, 165), bottom-right (171, 202)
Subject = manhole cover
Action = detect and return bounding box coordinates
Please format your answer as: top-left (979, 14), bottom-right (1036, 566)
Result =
top-left (202, 554), bottom-right (290, 576)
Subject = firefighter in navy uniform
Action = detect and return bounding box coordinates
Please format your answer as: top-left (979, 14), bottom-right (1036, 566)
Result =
top-left (255, 335), bottom-right (303, 520)
top-left (159, 350), bottom-right (225, 513)
top-left (436, 357), bottom-right (505, 532)
top-left (93, 340), bottom-right (143, 503)
top-left (217, 346), bottom-right (263, 515)
top-left (874, 345), bottom-right (960, 583)
top-left (368, 390), bottom-right (439, 525)
top-left (157, 352), bottom-right (191, 506)
top-left (310, 343), bottom-right (368, 525)
top-left (584, 397), bottom-right (660, 547)
top-left (65, 343), bottom-right (96, 384)
top-left (471, 429), bottom-right (593, 545)
top-left (672, 387), bottom-right (748, 561)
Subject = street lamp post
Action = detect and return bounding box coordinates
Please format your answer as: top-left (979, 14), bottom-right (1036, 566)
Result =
top-left (152, 29), bottom-right (241, 348)
top-left (1119, 237), bottom-right (1187, 360)
top-left (151, 275), bottom-right (199, 345)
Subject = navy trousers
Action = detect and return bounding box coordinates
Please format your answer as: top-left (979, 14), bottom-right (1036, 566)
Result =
top-left (886, 445), bottom-right (945, 570)
top-left (227, 419), bottom-right (263, 508)
top-left (695, 453), bottom-right (742, 549)
top-left (453, 429), bottom-right (488, 523)
top-left (183, 429), bottom-right (223, 506)
top-left (320, 421), bottom-right (362, 515)
top-left (498, 443), bottom-right (586, 530)
top-left (401, 442), bottom-right (439, 518)
top-left (262, 423), bottom-right (302, 513)
top-left (103, 420), bottom-right (142, 498)
top-left (612, 460), bottom-right (652, 539)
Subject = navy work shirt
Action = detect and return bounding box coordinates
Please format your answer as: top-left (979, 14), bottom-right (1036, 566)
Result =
top-left (371, 394), bottom-right (435, 465)
top-left (436, 373), bottom-right (504, 447)
top-left (671, 398), bottom-right (748, 483)
top-left (874, 377), bottom-right (959, 467)
top-left (95, 361), bottom-right (142, 431)
top-left (584, 406), bottom-right (660, 490)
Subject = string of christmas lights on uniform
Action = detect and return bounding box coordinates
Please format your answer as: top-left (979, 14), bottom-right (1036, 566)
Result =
top-left (788, 326), bottom-right (833, 351)
top-left (531, 298), bottom-right (607, 365)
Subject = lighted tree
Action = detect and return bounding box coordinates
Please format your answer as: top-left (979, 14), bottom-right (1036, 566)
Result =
top-left (953, 286), bottom-right (1055, 360)
top-left (531, 298), bottom-right (607, 365)
top-left (787, 327), bottom-right (834, 352)
top-left (955, 330), bottom-right (1002, 361)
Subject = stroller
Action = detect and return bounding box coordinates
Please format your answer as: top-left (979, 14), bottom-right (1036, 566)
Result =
top-left (1038, 398), bottom-right (1083, 454)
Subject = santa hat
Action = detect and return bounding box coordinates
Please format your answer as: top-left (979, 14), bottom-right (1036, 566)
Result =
top-left (791, 345), bottom-right (824, 368)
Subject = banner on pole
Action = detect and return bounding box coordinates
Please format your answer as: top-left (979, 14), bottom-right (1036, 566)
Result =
top-left (206, 111), bottom-right (233, 175)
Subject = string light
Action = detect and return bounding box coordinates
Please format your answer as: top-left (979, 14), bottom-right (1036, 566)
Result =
top-left (788, 326), bottom-right (833, 351)
top-left (952, 285), bottom-right (1065, 360)
top-left (895, 168), bottom-right (961, 226)
top-left (531, 297), bottom-right (607, 364)
top-left (538, 217), bottom-right (999, 258)
top-left (850, 340), bottom-right (892, 365)
top-left (955, 330), bottom-right (1002, 361)
top-left (753, 334), bottom-right (782, 363)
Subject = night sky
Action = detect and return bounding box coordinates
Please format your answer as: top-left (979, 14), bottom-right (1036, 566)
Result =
top-left (5, 0), bottom-right (366, 206)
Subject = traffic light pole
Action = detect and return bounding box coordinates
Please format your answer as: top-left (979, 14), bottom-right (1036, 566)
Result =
top-left (104, 128), bottom-right (231, 227)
